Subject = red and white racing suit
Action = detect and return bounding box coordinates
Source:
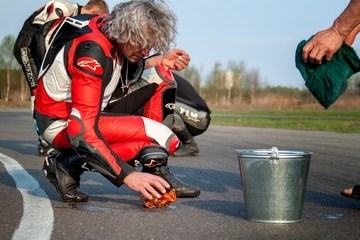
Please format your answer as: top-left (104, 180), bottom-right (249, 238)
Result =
top-left (34, 14), bottom-right (179, 186)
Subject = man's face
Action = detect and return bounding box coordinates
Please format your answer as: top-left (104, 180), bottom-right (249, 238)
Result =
top-left (82, 6), bottom-right (106, 15)
top-left (118, 42), bottom-right (151, 63)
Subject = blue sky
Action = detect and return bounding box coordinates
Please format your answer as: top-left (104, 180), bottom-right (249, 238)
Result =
top-left (0, 0), bottom-right (355, 88)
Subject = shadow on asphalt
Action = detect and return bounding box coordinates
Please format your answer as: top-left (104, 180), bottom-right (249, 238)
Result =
top-left (305, 191), bottom-right (360, 210)
top-left (0, 140), bottom-right (38, 155)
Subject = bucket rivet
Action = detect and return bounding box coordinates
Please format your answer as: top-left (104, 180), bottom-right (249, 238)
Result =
top-left (269, 147), bottom-right (280, 164)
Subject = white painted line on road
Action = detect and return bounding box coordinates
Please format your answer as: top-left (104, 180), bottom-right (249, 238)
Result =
top-left (0, 153), bottom-right (53, 240)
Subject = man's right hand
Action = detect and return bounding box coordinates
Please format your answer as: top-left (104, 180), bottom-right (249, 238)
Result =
top-left (123, 171), bottom-right (170, 200)
top-left (302, 28), bottom-right (343, 65)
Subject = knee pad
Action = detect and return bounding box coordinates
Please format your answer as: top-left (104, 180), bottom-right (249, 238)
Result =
top-left (136, 147), bottom-right (168, 167)
top-left (175, 102), bottom-right (211, 136)
top-left (34, 110), bottom-right (68, 148)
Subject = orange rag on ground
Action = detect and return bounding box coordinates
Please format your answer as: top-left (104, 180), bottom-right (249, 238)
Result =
top-left (141, 189), bottom-right (176, 208)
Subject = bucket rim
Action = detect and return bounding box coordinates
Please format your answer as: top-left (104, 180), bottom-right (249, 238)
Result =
top-left (235, 149), bottom-right (313, 158)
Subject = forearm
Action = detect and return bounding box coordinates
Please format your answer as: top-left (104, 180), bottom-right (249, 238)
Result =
top-left (333, 0), bottom-right (360, 39)
top-left (145, 54), bottom-right (162, 69)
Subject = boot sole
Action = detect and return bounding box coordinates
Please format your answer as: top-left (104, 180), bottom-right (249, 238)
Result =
top-left (176, 191), bottom-right (201, 198)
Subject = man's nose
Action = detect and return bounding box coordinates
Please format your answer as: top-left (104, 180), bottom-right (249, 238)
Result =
top-left (141, 48), bottom-right (151, 57)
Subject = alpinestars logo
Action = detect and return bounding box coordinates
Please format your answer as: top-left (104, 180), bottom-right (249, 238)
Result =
top-left (77, 57), bottom-right (103, 75)
top-left (165, 103), bottom-right (176, 110)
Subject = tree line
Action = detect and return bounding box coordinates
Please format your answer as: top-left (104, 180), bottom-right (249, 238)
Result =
top-left (1, 34), bottom-right (360, 108)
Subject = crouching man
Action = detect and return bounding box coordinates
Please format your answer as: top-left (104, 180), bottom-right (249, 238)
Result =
top-left (35, 1), bottom-right (200, 202)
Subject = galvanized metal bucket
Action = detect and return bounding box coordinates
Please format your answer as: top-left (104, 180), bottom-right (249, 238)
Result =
top-left (236, 147), bottom-right (312, 223)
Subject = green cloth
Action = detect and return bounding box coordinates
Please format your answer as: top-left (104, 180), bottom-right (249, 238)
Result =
top-left (295, 39), bottom-right (360, 109)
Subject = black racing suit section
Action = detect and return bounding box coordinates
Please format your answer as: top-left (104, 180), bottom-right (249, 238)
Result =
top-left (172, 73), bottom-right (211, 136)
top-left (13, 8), bottom-right (45, 91)
top-left (174, 73), bottom-right (211, 114)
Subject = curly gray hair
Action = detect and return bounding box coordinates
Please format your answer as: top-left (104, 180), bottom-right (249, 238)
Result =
top-left (101, 0), bottom-right (177, 53)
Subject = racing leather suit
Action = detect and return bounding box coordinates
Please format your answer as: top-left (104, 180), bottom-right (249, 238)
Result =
top-left (13, 1), bottom-right (82, 156)
top-left (173, 73), bottom-right (211, 137)
top-left (13, 0), bottom-right (80, 94)
top-left (34, 14), bottom-right (179, 186)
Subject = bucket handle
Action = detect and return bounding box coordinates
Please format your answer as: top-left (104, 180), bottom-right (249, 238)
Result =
top-left (269, 147), bottom-right (280, 164)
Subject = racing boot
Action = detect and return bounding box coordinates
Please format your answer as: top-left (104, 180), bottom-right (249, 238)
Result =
top-left (139, 148), bottom-right (201, 198)
top-left (173, 128), bottom-right (199, 157)
top-left (144, 165), bottom-right (201, 198)
top-left (173, 140), bottom-right (199, 157)
top-left (43, 152), bottom-right (89, 202)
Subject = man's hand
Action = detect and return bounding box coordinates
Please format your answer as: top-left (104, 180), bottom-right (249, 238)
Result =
top-left (161, 48), bottom-right (190, 71)
top-left (302, 27), bottom-right (344, 64)
top-left (123, 171), bottom-right (170, 200)
top-left (145, 48), bottom-right (190, 71)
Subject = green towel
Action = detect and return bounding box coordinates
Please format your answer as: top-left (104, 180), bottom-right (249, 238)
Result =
top-left (295, 39), bottom-right (360, 109)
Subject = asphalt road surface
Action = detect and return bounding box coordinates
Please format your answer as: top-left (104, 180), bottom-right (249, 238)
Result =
top-left (0, 109), bottom-right (359, 240)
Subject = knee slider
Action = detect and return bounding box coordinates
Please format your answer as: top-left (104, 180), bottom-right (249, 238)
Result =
top-left (139, 147), bottom-right (168, 167)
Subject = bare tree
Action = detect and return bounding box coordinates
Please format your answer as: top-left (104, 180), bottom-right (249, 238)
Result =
top-left (0, 35), bottom-right (17, 102)
top-left (227, 61), bottom-right (246, 104)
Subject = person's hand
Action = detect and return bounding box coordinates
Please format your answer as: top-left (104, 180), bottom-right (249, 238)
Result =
top-left (160, 48), bottom-right (190, 71)
top-left (302, 27), bottom-right (344, 64)
top-left (123, 171), bottom-right (170, 200)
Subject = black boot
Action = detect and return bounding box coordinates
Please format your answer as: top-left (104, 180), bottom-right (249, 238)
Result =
top-left (173, 140), bottom-right (199, 157)
top-left (173, 127), bottom-right (200, 157)
top-left (143, 165), bottom-right (201, 198)
top-left (43, 153), bottom-right (89, 202)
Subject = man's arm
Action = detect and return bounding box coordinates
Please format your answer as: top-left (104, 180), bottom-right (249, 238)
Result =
top-left (333, 0), bottom-right (360, 40)
top-left (302, 0), bottom-right (360, 64)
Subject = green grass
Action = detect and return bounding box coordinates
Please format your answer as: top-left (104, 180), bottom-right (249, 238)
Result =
top-left (211, 109), bottom-right (360, 133)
